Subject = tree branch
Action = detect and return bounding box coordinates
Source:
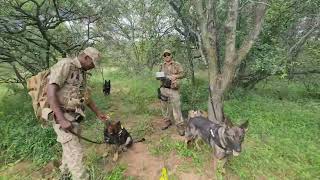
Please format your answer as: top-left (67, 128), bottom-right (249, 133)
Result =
top-left (224, 0), bottom-right (239, 63)
top-left (220, 0), bottom-right (240, 91)
top-left (193, 0), bottom-right (219, 77)
top-left (293, 69), bottom-right (320, 75)
top-left (236, 0), bottom-right (268, 64)
top-left (288, 18), bottom-right (320, 57)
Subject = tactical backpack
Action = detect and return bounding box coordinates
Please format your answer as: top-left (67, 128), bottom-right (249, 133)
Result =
top-left (26, 70), bottom-right (50, 122)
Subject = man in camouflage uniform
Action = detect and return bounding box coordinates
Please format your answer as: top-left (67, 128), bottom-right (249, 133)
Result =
top-left (46, 47), bottom-right (109, 180)
top-left (159, 49), bottom-right (185, 136)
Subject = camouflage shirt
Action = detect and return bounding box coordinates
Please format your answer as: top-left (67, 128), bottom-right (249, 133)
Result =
top-left (48, 57), bottom-right (87, 116)
top-left (159, 60), bottom-right (185, 79)
top-left (159, 60), bottom-right (185, 89)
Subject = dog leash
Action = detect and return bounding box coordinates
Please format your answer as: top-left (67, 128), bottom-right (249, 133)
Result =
top-left (69, 130), bottom-right (104, 144)
top-left (208, 86), bottom-right (219, 121)
top-left (99, 66), bottom-right (105, 82)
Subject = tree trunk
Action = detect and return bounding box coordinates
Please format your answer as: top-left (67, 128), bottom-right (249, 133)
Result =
top-left (208, 85), bottom-right (224, 123)
top-left (193, 0), bottom-right (267, 123)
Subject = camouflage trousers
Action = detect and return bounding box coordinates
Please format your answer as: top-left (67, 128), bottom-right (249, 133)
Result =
top-left (160, 87), bottom-right (184, 126)
top-left (52, 113), bottom-right (89, 180)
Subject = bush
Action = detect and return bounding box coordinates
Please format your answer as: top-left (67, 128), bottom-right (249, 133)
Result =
top-left (0, 86), bottom-right (59, 167)
top-left (180, 78), bottom-right (209, 115)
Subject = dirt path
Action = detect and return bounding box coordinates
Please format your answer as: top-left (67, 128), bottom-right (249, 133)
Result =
top-left (119, 142), bottom-right (213, 180)
top-left (98, 93), bottom-right (216, 179)
top-left (108, 116), bottom-right (214, 180)
top-left (0, 116), bottom-right (230, 180)
top-left (0, 86), bottom-right (231, 180)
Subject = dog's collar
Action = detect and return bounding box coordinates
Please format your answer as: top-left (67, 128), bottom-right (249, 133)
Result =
top-left (118, 129), bottom-right (123, 136)
top-left (117, 125), bottom-right (125, 136)
top-left (209, 128), bottom-right (215, 137)
top-left (209, 126), bottom-right (227, 150)
top-left (104, 127), bottom-right (125, 144)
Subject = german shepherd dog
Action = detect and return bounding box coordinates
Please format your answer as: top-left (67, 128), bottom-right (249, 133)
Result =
top-left (185, 110), bottom-right (248, 172)
top-left (104, 121), bottom-right (145, 161)
top-left (103, 80), bottom-right (111, 96)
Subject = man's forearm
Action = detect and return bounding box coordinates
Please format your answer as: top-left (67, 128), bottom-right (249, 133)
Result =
top-left (47, 84), bottom-right (65, 123)
top-left (175, 71), bottom-right (185, 79)
top-left (87, 100), bottom-right (101, 115)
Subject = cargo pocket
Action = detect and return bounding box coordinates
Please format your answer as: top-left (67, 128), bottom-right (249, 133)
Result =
top-left (41, 108), bottom-right (53, 121)
top-left (53, 123), bottom-right (73, 144)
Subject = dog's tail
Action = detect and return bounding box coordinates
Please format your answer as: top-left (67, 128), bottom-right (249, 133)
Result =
top-left (133, 138), bottom-right (146, 143)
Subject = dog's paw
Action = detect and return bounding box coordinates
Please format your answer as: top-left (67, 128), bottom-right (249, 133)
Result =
top-left (112, 152), bottom-right (119, 162)
top-left (186, 140), bottom-right (193, 149)
top-left (121, 146), bottom-right (128, 152)
top-left (184, 139), bottom-right (189, 144)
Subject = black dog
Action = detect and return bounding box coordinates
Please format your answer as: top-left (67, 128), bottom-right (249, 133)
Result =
top-left (103, 80), bottom-right (111, 96)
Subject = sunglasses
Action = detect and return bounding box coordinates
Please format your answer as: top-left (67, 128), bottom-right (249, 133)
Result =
top-left (163, 53), bottom-right (171, 57)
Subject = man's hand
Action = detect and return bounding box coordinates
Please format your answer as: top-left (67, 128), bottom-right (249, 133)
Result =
top-left (58, 117), bottom-right (73, 132)
top-left (48, 84), bottom-right (73, 132)
top-left (87, 99), bottom-right (110, 122)
top-left (97, 112), bottom-right (110, 122)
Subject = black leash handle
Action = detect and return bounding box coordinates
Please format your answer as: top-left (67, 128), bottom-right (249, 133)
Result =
top-left (69, 130), bottom-right (104, 144)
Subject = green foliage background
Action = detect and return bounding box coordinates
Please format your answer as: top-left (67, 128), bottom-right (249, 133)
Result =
top-left (1, 68), bottom-right (319, 179)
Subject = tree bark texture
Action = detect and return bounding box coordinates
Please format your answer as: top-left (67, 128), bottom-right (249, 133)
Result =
top-left (193, 0), bottom-right (268, 122)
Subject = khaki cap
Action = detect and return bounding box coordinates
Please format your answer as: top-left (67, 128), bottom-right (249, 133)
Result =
top-left (163, 49), bottom-right (172, 55)
top-left (83, 47), bottom-right (101, 67)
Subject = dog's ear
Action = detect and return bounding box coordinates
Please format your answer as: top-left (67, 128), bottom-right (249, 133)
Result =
top-left (239, 120), bottom-right (249, 132)
top-left (115, 121), bottom-right (124, 130)
top-left (200, 110), bottom-right (208, 118)
top-left (115, 121), bottom-right (122, 128)
top-left (188, 110), bottom-right (195, 119)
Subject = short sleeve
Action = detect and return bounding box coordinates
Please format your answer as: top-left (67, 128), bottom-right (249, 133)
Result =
top-left (48, 61), bottom-right (71, 87)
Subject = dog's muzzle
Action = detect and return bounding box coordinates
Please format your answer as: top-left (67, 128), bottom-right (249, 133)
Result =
top-left (232, 145), bottom-right (242, 156)
top-left (232, 150), bottom-right (240, 156)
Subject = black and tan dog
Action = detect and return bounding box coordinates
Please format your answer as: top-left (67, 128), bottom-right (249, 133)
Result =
top-left (104, 121), bottom-right (145, 161)
top-left (185, 110), bottom-right (248, 172)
